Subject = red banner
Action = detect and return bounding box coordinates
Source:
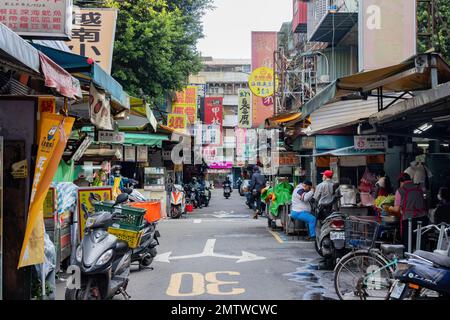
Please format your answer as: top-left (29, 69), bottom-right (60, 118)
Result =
top-left (251, 32), bottom-right (277, 128)
top-left (204, 97), bottom-right (223, 146)
top-left (39, 52), bottom-right (80, 99)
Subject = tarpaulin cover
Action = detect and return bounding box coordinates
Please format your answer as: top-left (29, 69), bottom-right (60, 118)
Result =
top-left (261, 182), bottom-right (294, 217)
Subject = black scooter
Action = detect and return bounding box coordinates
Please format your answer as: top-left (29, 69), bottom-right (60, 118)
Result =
top-left (65, 194), bottom-right (132, 300)
top-left (122, 188), bottom-right (160, 270)
top-left (312, 195), bottom-right (347, 269)
top-left (223, 181), bottom-right (232, 199)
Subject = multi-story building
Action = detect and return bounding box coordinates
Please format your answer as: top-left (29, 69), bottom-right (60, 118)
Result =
top-left (197, 58), bottom-right (251, 122)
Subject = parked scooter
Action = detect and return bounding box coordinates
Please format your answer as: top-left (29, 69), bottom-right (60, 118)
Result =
top-left (170, 184), bottom-right (186, 219)
top-left (122, 188), bottom-right (160, 270)
top-left (389, 223), bottom-right (450, 300)
top-left (65, 193), bottom-right (132, 300)
top-left (312, 195), bottom-right (347, 268)
top-left (223, 181), bottom-right (232, 199)
top-left (185, 183), bottom-right (199, 208)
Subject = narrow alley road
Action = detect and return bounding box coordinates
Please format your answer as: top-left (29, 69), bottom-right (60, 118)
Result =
top-left (125, 188), bottom-right (337, 300)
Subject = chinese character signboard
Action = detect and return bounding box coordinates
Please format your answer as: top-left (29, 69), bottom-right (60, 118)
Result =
top-left (359, 0), bottom-right (416, 71)
top-left (251, 32), bottom-right (277, 128)
top-left (172, 86), bottom-right (198, 124)
top-left (238, 89), bottom-right (252, 128)
top-left (167, 113), bottom-right (187, 131)
top-left (248, 67), bottom-right (275, 98)
top-left (204, 97), bottom-right (223, 146)
top-left (354, 135), bottom-right (388, 150)
top-left (67, 7), bottom-right (118, 74)
top-left (0, 0), bottom-right (72, 40)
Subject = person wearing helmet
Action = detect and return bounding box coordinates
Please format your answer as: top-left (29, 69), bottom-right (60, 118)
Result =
top-left (249, 165), bottom-right (267, 219)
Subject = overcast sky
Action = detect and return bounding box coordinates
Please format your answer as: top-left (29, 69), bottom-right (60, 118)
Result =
top-left (197, 0), bottom-right (293, 60)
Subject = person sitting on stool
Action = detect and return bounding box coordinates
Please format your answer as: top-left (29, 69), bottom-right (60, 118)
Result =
top-left (290, 180), bottom-right (316, 241)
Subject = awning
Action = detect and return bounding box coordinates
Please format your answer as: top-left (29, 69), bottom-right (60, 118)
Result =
top-left (31, 43), bottom-right (129, 109)
top-left (313, 146), bottom-right (385, 157)
top-left (0, 23), bottom-right (81, 99)
top-left (301, 53), bottom-right (450, 119)
top-left (265, 112), bottom-right (311, 129)
top-left (303, 95), bottom-right (403, 136)
top-left (123, 133), bottom-right (168, 148)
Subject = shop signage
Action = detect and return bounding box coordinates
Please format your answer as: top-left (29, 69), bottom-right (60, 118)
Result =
top-left (204, 97), bottom-right (223, 145)
top-left (38, 96), bottom-right (56, 114)
top-left (98, 130), bottom-right (125, 143)
top-left (238, 89), bottom-right (252, 128)
top-left (124, 145), bottom-right (136, 162)
top-left (248, 66), bottom-right (276, 98)
top-left (0, 0), bottom-right (72, 40)
top-left (67, 7), bottom-right (118, 74)
top-left (167, 113), bottom-right (187, 130)
top-left (172, 85), bottom-right (198, 124)
top-left (354, 135), bottom-right (388, 150)
top-left (77, 187), bottom-right (112, 238)
top-left (251, 31), bottom-right (277, 127)
top-left (301, 136), bottom-right (315, 149)
top-left (137, 146), bottom-right (148, 162)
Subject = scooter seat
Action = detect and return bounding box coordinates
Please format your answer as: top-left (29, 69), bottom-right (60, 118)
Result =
top-left (116, 240), bottom-right (129, 254)
top-left (414, 250), bottom-right (450, 268)
top-left (380, 244), bottom-right (405, 255)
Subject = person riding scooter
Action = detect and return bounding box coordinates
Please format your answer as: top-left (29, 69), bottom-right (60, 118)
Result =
top-left (223, 176), bottom-right (232, 199)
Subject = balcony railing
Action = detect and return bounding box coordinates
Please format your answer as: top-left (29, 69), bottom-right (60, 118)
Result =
top-left (307, 0), bottom-right (358, 44)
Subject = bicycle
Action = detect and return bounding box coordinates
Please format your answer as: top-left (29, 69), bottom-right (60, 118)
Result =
top-left (333, 216), bottom-right (404, 300)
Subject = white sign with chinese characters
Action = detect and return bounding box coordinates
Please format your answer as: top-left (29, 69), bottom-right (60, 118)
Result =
top-left (0, 0), bottom-right (72, 40)
top-left (67, 7), bottom-right (117, 74)
top-left (354, 135), bottom-right (388, 150)
top-left (98, 131), bottom-right (125, 144)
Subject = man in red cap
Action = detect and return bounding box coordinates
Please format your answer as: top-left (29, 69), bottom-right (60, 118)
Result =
top-left (314, 170), bottom-right (335, 206)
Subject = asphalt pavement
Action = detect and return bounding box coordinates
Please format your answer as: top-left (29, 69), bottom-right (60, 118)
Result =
top-left (56, 188), bottom-right (338, 300)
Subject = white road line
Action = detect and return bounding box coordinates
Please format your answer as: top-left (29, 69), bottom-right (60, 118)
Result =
top-left (193, 219), bottom-right (202, 224)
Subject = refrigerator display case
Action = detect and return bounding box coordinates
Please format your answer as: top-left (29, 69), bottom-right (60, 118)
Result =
top-left (144, 167), bottom-right (166, 191)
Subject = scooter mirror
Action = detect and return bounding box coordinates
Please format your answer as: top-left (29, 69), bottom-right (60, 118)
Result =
top-left (113, 193), bottom-right (129, 207)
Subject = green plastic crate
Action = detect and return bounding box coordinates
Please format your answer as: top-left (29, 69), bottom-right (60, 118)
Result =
top-left (94, 202), bottom-right (146, 230)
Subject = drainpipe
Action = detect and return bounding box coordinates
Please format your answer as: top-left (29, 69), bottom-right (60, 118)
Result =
top-left (430, 55), bottom-right (438, 89)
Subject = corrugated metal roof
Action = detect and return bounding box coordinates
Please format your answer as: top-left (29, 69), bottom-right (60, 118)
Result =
top-left (304, 96), bottom-right (401, 135)
top-left (0, 70), bottom-right (34, 95)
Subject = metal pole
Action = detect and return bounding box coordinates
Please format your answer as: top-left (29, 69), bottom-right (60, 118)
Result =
top-left (41, 263), bottom-right (46, 299)
top-left (408, 218), bottom-right (413, 253)
top-left (437, 225), bottom-right (445, 251)
top-left (416, 221), bottom-right (423, 251)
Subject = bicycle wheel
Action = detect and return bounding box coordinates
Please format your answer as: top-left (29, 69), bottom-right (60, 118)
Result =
top-left (334, 251), bottom-right (393, 300)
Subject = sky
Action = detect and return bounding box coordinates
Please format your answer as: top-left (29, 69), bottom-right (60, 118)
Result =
top-left (197, 0), bottom-right (293, 60)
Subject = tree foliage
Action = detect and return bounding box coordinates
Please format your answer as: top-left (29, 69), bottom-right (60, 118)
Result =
top-left (105, 0), bottom-right (212, 100)
top-left (417, 0), bottom-right (450, 63)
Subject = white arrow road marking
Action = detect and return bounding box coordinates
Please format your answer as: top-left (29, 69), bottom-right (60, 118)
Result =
top-left (154, 238), bottom-right (266, 264)
top-left (193, 219), bottom-right (202, 224)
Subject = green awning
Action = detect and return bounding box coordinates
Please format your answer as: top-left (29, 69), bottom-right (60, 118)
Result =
top-left (124, 133), bottom-right (168, 147)
top-left (313, 146), bottom-right (385, 157)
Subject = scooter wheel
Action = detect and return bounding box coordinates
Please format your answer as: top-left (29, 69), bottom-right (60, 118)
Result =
top-left (314, 239), bottom-right (324, 257)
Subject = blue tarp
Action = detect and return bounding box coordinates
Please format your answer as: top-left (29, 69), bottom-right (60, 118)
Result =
top-left (32, 43), bottom-right (129, 109)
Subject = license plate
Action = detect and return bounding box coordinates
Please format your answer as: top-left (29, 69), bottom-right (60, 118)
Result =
top-left (390, 282), bottom-right (406, 299)
top-left (330, 231), bottom-right (345, 240)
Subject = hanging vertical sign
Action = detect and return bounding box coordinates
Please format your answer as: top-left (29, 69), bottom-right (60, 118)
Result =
top-left (67, 7), bottom-right (118, 74)
top-left (251, 31), bottom-right (277, 128)
top-left (172, 85), bottom-right (198, 124)
top-left (204, 97), bottom-right (223, 146)
top-left (89, 83), bottom-right (113, 130)
top-left (238, 89), bottom-right (252, 128)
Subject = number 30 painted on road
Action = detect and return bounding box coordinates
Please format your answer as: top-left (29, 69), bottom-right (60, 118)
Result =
top-left (166, 271), bottom-right (245, 297)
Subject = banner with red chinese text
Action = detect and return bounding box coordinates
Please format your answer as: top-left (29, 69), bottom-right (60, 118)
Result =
top-left (251, 32), bottom-right (277, 128)
top-left (0, 0), bottom-right (72, 40)
top-left (204, 97), bottom-right (223, 146)
top-left (67, 8), bottom-right (118, 74)
top-left (172, 85), bottom-right (198, 124)
top-left (167, 113), bottom-right (188, 132)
